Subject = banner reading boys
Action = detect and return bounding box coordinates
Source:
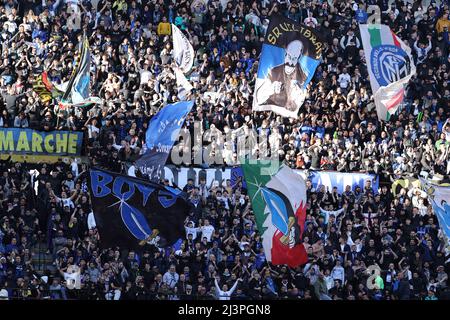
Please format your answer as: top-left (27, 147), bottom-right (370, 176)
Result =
top-left (88, 168), bottom-right (190, 249)
top-left (253, 15), bottom-right (325, 118)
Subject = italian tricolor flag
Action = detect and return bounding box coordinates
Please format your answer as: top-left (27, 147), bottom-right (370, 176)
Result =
top-left (360, 24), bottom-right (416, 121)
top-left (241, 161), bottom-right (308, 268)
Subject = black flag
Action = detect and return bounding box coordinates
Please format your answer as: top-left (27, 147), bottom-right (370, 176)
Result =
top-left (87, 167), bottom-right (189, 249)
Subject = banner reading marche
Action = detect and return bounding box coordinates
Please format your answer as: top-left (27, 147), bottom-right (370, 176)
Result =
top-left (253, 15), bottom-right (325, 118)
top-left (360, 24), bottom-right (416, 121)
top-left (172, 24), bottom-right (194, 74)
top-left (242, 162), bottom-right (308, 268)
top-left (136, 101), bottom-right (194, 180)
top-left (88, 168), bottom-right (190, 249)
top-left (0, 128), bottom-right (83, 156)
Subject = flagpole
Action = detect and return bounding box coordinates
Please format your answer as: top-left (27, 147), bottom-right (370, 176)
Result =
top-left (56, 110), bottom-right (60, 129)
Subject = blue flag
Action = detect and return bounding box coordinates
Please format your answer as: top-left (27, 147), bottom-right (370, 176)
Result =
top-left (136, 101), bottom-right (194, 180)
top-left (421, 179), bottom-right (450, 239)
top-left (61, 35), bottom-right (90, 105)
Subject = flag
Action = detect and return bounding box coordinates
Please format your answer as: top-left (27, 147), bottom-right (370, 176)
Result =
top-left (241, 161), bottom-right (308, 268)
top-left (174, 67), bottom-right (193, 100)
top-left (359, 24), bottom-right (416, 121)
top-left (420, 179), bottom-right (450, 239)
top-left (60, 35), bottom-right (101, 108)
top-left (220, 0), bottom-right (229, 12)
top-left (253, 15), bottom-right (325, 118)
top-left (172, 24), bottom-right (194, 74)
top-left (58, 97), bottom-right (103, 111)
top-left (391, 177), bottom-right (420, 196)
top-left (136, 101), bottom-right (194, 180)
top-left (190, 0), bottom-right (208, 14)
top-left (32, 71), bottom-right (63, 104)
top-left (32, 73), bottom-right (52, 104)
top-left (87, 168), bottom-right (190, 249)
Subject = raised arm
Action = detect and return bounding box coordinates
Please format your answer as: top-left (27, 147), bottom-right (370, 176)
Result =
top-left (214, 277), bottom-right (222, 296)
top-left (227, 278), bottom-right (241, 295)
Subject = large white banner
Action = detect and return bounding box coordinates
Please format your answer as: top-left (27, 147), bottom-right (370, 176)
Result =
top-left (159, 166), bottom-right (378, 194)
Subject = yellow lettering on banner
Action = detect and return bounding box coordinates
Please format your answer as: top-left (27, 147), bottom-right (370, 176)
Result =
top-left (32, 132), bottom-right (43, 152)
top-left (55, 133), bottom-right (68, 153)
top-left (304, 29), bottom-right (311, 38)
top-left (44, 135), bottom-right (54, 153)
top-left (0, 131), bottom-right (14, 151)
top-left (273, 27), bottom-right (281, 39)
top-left (68, 134), bottom-right (78, 154)
top-left (16, 131), bottom-right (30, 152)
top-left (267, 33), bottom-right (276, 45)
top-left (280, 23), bottom-right (289, 32)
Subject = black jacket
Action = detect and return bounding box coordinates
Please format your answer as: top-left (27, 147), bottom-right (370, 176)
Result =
top-left (396, 278), bottom-right (411, 300)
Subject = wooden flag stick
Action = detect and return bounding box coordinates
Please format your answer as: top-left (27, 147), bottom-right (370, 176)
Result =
top-left (139, 229), bottom-right (160, 246)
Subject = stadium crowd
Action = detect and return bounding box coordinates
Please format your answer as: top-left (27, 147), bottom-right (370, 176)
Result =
top-left (0, 0), bottom-right (450, 300)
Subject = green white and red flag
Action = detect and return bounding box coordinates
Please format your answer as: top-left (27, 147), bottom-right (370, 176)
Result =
top-left (241, 161), bottom-right (308, 268)
top-left (360, 24), bottom-right (416, 121)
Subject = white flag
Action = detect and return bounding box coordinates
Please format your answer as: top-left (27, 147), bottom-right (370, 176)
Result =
top-left (220, 0), bottom-right (229, 11)
top-left (172, 24), bottom-right (194, 74)
top-left (175, 67), bottom-right (193, 100)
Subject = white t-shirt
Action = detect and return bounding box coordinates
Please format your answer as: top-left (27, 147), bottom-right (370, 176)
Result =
top-left (87, 124), bottom-right (100, 139)
top-left (304, 17), bottom-right (318, 28)
top-left (56, 197), bottom-right (75, 209)
top-left (87, 212), bottom-right (96, 229)
top-left (200, 225), bottom-right (215, 242)
top-left (185, 226), bottom-right (198, 240)
top-left (338, 73), bottom-right (351, 89)
top-left (0, 289), bottom-right (8, 300)
top-left (127, 165), bottom-right (137, 177)
top-left (140, 70), bottom-right (151, 85)
top-left (71, 161), bottom-right (79, 177)
top-left (238, 241), bottom-right (250, 251)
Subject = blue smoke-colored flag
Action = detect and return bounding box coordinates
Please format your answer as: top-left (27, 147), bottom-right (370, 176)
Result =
top-left (136, 101), bottom-right (194, 180)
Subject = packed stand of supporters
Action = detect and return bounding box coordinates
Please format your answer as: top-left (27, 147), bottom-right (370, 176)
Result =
top-left (0, 0), bottom-right (450, 300)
